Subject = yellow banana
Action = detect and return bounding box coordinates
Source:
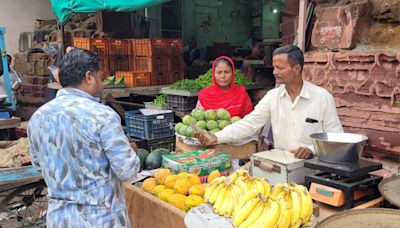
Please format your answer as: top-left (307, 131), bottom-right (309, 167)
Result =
top-left (235, 169), bottom-right (249, 177)
top-left (213, 186), bottom-right (227, 214)
top-left (294, 185), bottom-right (313, 224)
top-left (224, 188), bottom-right (236, 217)
top-left (289, 188), bottom-right (301, 226)
top-left (209, 183), bottom-right (224, 204)
top-left (254, 179), bottom-right (265, 195)
top-left (204, 178), bottom-right (223, 202)
top-left (229, 172), bottom-right (239, 182)
top-left (263, 198), bottom-right (281, 228)
top-left (238, 201), bottom-right (265, 228)
top-left (219, 187), bottom-right (232, 215)
top-left (233, 189), bottom-right (259, 216)
top-left (247, 202), bottom-right (269, 228)
top-left (271, 183), bottom-right (284, 199)
top-left (276, 195), bottom-right (291, 228)
top-left (289, 219), bottom-right (301, 228)
top-left (232, 197), bottom-right (259, 227)
top-left (260, 178), bottom-right (271, 196)
top-left (231, 184), bottom-right (243, 200)
top-left (246, 180), bottom-right (253, 191)
top-left (234, 178), bottom-right (248, 194)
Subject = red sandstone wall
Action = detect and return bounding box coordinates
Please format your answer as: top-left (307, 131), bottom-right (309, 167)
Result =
top-left (303, 0), bottom-right (400, 163)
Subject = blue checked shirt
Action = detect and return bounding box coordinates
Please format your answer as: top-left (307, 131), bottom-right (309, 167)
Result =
top-left (28, 88), bottom-right (140, 228)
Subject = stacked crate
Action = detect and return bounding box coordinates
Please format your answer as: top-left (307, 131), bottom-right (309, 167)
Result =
top-left (108, 39), bottom-right (132, 73)
top-left (72, 37), bottom-right (185, 87)
top-left (14, 52), bottom-right (56, 119)
top-left (72, 37), bottom-right (110, 77)
top-left (166, 39), bottom-right (184, 83)
top-left (131, 39), bottom-right (169, 86)
top-left (125, 110), bottom-right (175, 151)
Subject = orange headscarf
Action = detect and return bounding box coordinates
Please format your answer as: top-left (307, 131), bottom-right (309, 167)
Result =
top-left (198, 56), bottom-right (253, 118)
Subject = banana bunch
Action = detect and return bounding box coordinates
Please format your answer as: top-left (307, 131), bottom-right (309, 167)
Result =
top-left (273, 183), bottom-right (314, 228)
top-left (229, 169), bottom-right (271, 196)
top-left (203, 176), bottom-right (244, 217)
top-left (232, 193), bottom-right (280, 228)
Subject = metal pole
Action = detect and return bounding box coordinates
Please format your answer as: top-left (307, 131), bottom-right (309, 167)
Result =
top-left (60, 23), bottom-right (65, 56)
top-left (0, 27), bottom-right (16, 111)
top-left (298, 0), bottom-right (308, 51)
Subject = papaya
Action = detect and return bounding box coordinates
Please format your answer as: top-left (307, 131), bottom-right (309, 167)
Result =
top-left (189, 184), bottom-right (205, 197)
top-left (177, 172), bottom-right (188, 179)
top-left (167, 194), bottom-right (187, 211)
top-left (174, 178), bottom-right (192, 195)
top-left (207, 170), bottom-right (221, 183)
top-left (165, 175), bottom-right (179, 189)
top-left (151, 185), bottom-right (165, 196)
top-left (154, 168), bottom-right (171, 185)
top-left (186, 174), bottom-right (201, 185)
top-left (142, 178), bottom-right (157, 193)
top-left (185, 195), bottom-right (204, 211)
top-left (159, 189), bottom-right (175, 201)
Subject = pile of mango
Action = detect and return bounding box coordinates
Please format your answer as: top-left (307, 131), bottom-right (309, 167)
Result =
top-left (142, 168), bottom-right (221, 212)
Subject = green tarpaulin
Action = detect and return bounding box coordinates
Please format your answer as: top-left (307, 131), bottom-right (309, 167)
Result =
top-left (51, 0), bottom-right (170, 24)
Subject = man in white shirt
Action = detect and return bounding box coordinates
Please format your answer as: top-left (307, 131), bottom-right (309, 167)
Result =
top-left (195, 45), bottom-right (343, 159)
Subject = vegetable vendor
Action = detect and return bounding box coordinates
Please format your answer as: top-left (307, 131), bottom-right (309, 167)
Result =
top-left (197, 56), bottom-right (253, 119)
top-left (195, 45), bottom-right (344, 159)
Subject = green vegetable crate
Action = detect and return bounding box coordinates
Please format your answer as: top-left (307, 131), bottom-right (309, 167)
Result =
top-left (161, 149), bottom-right (231, 177)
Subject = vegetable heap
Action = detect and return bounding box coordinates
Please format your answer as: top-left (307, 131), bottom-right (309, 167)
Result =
top-left (152, 94), bottom-right (167, 106)
top-left (170, 79), bottom-right (202, 91)
top-left (104, 76), bottom-right (124, 85)
top-left (170, 69), bottom-right (254, 91)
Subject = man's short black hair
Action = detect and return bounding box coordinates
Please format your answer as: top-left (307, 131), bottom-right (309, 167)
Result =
top-left (57, 48), bottom-right (100, 87)
top-left (272, 45), bottom-right (304, 70)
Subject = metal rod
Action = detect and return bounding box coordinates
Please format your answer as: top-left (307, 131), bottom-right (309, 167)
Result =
top-left (60, 23), bottom-right (65, 56)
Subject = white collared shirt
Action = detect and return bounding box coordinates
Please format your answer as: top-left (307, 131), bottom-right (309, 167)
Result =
top-left (215, 81), bottom-right (344, 153)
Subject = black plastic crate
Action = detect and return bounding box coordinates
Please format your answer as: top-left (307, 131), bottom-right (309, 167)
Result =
top-left (129, 136), bottom-right (175, 152)
top-left (166, 95), bottom-right (198, 112)
top-left (147, 136), bottom-right (176, 152)
top-left (125, 110), bottom-right (174, 140)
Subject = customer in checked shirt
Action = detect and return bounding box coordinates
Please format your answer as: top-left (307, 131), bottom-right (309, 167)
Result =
top-left (195, 45), bottom-right (343, 159)
top-left (28, 48), bottom-right (140, 227)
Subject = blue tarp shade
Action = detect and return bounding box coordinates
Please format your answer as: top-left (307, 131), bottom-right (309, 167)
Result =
top-left (51, 0), bottom-right (170, 24)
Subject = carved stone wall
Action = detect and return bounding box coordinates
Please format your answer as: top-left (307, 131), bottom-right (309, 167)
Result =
top-left (304, 51), bottom-right (400, 162)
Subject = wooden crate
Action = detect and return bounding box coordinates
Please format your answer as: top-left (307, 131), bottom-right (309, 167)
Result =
top-left (124, 183), bottom-right (186, 228)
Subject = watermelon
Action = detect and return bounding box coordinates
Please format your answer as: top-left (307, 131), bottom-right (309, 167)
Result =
top-left (144, 148), bottom-right (171, 170)
top-left (137, 148), bottom-right (149, 171)
top-left (145, 150), bottom-right (162, 170)
top-left (152, 148), bottom-right (170, 155)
